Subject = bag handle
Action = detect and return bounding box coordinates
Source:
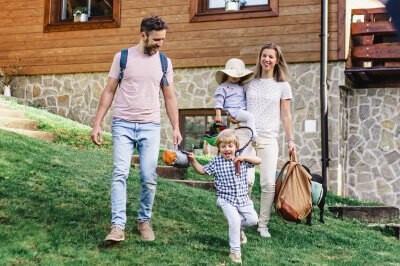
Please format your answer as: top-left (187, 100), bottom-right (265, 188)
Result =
top-left (289, 150), bottom-right (298, 163)
top-left (119, 49), bottom-right (128, 84)
top-left (174, 143), bottom-right (190, 155)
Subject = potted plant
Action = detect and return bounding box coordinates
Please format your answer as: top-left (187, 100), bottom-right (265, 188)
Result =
top-left (0, 57), bottom-right (23, 97)
top-left (225, 0), bottom-right (240, 11)
top-left (73, 7), bottom-right (89, 22)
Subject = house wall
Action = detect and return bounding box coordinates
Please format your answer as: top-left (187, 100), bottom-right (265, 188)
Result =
top-left (344, 88), bottom-right (400, 207)
top-left (0, 0), bottom-right (340, 74)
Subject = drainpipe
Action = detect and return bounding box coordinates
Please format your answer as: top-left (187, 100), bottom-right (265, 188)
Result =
top-left (320, 0), bottom-right (330, 183)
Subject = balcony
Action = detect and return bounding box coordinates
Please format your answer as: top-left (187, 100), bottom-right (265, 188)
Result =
top-left (345, 8), bottom-right (400, 88)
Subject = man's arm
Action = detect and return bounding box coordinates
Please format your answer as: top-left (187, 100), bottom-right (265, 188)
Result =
top-left (91, 77), bottom-right (119, 145)
top-left (162, 81), bottom-right (183, 145)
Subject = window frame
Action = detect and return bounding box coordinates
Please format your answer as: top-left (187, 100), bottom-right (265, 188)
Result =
top-left (190, 0), bottom-right (278, 22)
top-left (43, 0), bottom-right (121, 33)
top-left (179, 109), bottom-right (230, 151)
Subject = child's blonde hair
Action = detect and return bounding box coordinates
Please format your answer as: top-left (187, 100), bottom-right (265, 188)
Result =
top-left (215, 129), bottom-right (239, 150)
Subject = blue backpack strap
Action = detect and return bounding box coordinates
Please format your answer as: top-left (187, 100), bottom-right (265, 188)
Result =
top-left (159, 52), bottom-right (169, 87)
top-left (118, 49), bottom-right (128, 84)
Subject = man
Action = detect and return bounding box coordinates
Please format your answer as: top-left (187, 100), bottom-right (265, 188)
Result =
top-left (91, 15), bottom-right (182, 242)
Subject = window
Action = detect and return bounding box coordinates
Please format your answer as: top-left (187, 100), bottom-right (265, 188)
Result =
top-left (43, 0), bottom-right (120, 32)
top-left (180, 109), bottom-right (230, 151)
top-left (190, 0), bottom-right (278, 22)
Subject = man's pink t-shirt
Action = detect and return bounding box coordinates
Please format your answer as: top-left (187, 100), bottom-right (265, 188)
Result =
top-left (108, 46), bottom-right (173, 123)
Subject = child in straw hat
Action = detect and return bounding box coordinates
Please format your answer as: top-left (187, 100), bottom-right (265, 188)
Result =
top-left (214, 58), bottom-right (262, 148)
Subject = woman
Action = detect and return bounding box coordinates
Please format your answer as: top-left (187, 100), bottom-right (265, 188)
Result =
top-left (231, 43), bottom-right (296, 238)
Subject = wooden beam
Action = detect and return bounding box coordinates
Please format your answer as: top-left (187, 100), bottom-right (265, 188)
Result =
top-left (351, 21), bottom-right (397, 36)
top-left (352, 43), bottom-right (400, 59)
top-left (337, 0), bottom-right (346, 60)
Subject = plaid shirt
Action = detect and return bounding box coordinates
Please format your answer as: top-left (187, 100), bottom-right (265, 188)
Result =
top-left (203, 155), bottom-right (254, 207)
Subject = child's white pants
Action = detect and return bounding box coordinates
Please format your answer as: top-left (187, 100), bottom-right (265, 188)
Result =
top-left (235, 109), bottom-right (258, 140)
top-left (218, 198), bottom-right (258, 255)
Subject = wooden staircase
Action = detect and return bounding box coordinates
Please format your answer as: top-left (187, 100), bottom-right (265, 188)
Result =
top-left (0, 101), bottom-right (57, 142)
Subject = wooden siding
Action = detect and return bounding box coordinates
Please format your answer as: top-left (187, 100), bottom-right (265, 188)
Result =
top-left (0, 0), bottom-right (340, 75)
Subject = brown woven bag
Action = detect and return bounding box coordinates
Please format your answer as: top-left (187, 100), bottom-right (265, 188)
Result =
top-left (274, 151), bottom-right (313, 222)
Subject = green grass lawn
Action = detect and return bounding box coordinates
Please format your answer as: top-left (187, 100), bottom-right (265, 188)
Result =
top-left (1, 98), bottom-right (400, 264)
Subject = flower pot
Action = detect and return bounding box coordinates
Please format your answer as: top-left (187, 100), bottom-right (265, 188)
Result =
top-left (74, 14), bottom-right (81, 22)
top-left (80, 14), bottom-right (88, 22)
top-left (225, 1), bottom-right (240, 11)
top-left (3, 85), bottom-right (11, 97)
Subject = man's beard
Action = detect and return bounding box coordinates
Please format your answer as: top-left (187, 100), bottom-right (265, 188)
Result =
top-left (144, 40), bottom-right (159, 56)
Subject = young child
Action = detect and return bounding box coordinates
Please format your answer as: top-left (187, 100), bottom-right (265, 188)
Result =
top-left (188, 129), bottom-right (261, 264)
top-left (214, 58), bottom-right (263, 149)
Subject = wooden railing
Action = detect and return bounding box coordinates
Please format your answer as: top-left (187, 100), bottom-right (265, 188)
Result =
top-left (346, 8), bottom-right (400, 88)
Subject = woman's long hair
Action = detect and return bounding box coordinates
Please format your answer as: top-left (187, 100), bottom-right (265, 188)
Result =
top-left (254, 43), bottom-right (291, 82)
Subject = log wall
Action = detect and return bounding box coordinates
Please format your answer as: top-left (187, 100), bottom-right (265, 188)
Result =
top-left (0, 0), bottom-right (340, 75)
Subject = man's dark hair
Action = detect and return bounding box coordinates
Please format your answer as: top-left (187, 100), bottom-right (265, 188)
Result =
top-left (140, 15), bottom-right (169, 36)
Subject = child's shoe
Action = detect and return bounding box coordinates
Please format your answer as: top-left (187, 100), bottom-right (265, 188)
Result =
top-left (240, 230), bottom-right (247, 245)
top-left (257, 227), bottom-right (271, 238)
top-left (251, 140), bottom-right (264, 150)
top-left (229, 252), bottom-right (242, 263)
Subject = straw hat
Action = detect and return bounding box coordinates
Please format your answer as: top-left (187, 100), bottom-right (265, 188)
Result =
top-left (215, 58), bottom-right (254, 85)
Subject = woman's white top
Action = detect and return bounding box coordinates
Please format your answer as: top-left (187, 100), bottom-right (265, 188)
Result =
top-left (244, 78), bottom-right (293, 139)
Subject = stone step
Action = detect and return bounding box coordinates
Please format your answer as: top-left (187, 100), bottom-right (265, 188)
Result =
top-left (0, 109), bottom-right (24, 119)
top-left (169, 179), bottom-right (216, 191)
top-left (0, 116), bottom-right (39, 130)
top-left (131, 155), bottom-right (140, 164)
top-left (0, 101), bottom-right (11, 109)
top-left (132, 163), bottom-right (187, 179)
top-left (367, 223), bottom-right (400, 239)
top-left (0, 127), bottom-right (57, 142)
top-left (328, 206), bottom-right (400, 223)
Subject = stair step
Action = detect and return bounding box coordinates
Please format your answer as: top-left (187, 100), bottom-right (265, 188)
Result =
top-left (0, 127), bottom-right (57, 142)
top-left (328, 206), bottom-right (400, 223)
top-left (367, 223), bottom-right (400, 239)
top-left (0, 101), bottom-right (11, 109)
top-left (169, 179), bottom-right (216, 191)
top-left (131, 155), bottom-right (140, 164)
top-left (132, 164), bottom-right (187, 179)
top-left (0, 117), bottom-right (39, 130)
top-left (0, 109), bottom-right (24, 119)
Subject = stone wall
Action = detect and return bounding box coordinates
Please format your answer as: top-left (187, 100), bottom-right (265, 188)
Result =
top-left (344, 88), bottom-right (400, 207)
top-left (5, 61), bottom-right (399, 208)
top-left (167, 62), bottom-right (347, 194)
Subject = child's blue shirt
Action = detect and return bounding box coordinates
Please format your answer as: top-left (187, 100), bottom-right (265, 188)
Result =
top-left (214, 82), bottom-right (247, 119)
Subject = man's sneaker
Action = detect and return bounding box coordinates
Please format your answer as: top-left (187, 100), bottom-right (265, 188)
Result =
top-left (229, 253), bottom-right (242, 263)
top-left (251, 140), bottom-right (264, 150)
top-left (240, 230), bottom-right (247, 245)
top-left (257, 227), bottom-right (271, 238)
top-left (138, 221), bottom-right (155, 241)
top-left (105, 225), bottom-right (125, 242)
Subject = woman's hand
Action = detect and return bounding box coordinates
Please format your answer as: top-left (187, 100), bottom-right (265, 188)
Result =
top-left (287, 140), bottom-right (296, 152)
top-left (227, 115), bottom-right (239, 124)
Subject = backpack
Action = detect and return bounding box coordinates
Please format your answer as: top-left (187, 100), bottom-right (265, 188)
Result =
top-left (274, 151), bottom-right (313, 222)
top-left (118, 49), bottom-right (169, 87)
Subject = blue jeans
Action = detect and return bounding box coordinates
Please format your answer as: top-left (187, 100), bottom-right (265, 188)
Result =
top-left (111, 118), bottom-right (160, 230)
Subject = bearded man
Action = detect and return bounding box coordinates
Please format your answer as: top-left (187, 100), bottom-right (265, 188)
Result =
top-left (91, 15), bottom-right (182, 242)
